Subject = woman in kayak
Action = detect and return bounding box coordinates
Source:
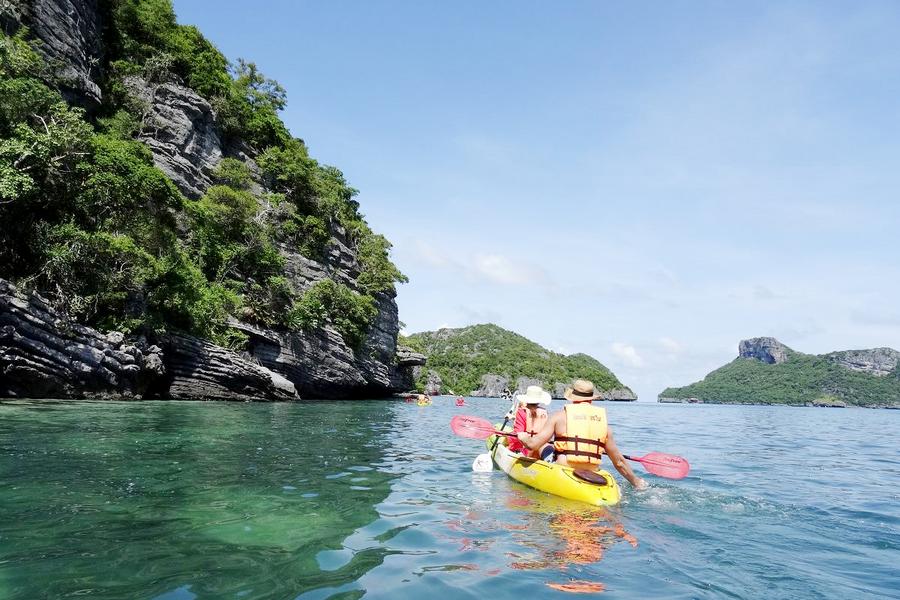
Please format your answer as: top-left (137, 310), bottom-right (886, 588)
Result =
top-left (507, 385), bottom-right (554, 460)
top-left (517, 379), bottom-right (647, 489)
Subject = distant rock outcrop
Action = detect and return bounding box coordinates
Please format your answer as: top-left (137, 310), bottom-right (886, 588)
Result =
top-left (739, 337), bottom-right (790, 364)
top-left (825, 348), bottom-right (900, 377)
top-left (419, 369), bottom-right (442, 396)
top-left (599, 388), bottom-right (639, 401)
top-left (471, 373), bottom-right (510, 397)
top-left (514, 376), bottom-right (542, 394)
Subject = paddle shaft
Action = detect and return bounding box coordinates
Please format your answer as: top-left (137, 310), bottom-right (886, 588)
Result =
top-left (490, 394), bottom-right (520, 451)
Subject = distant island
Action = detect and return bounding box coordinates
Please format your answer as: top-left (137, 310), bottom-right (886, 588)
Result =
top-left (660, 337), bottom-right (900, 408)
top-left (400, 323), bottom-right (636, 400)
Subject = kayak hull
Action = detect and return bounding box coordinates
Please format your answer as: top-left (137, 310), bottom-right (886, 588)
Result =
top-left (487, 433), bottom-right (622, 506)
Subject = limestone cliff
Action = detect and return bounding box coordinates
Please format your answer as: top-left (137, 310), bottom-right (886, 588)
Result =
top-left (824, 348), bottom-right (899, 377)
top-left (738, 337), bottom-right (790, 364)
top-left (0, 0), bottom-right (424, 399)
top-left (5, 0), bottom-right (104, 109)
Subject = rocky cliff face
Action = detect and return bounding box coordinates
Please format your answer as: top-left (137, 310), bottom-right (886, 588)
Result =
top-left (126, 76), bottom-right (223, 199)
top-left (825, 348), bottom-right (900, 377)
top-left (0, 0), bottom-right (424, 400)
top-left (0, 278), bottom-right (302, 400)
top-left (0, 279), bottom-right (161, 398)
top-left (739, 337), bottom-right (789, 364)
top-left (4, 0), bottom-right (104, 109)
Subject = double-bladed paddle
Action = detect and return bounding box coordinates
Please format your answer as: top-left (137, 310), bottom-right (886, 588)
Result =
top-left (452, 414), bottom-right (516, 440)
top-left (451, 414), bottom-right (691, 480)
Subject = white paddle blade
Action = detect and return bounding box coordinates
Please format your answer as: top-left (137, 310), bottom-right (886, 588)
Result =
top-left (472, 453), bottom-right (493, 472)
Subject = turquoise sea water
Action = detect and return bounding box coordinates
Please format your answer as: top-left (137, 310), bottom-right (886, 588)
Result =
top-left (0, 399), bottom-right (897, 599)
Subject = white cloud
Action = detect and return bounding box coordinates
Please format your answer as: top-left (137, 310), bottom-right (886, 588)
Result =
top-left (659, 336), bottom-right (684, 354)
top-left (611, 342), bottom-right (644, 368)
top-left (408, 239), bottom-right (553, 290)
top-left (473, 253), bottom-right (548, 286)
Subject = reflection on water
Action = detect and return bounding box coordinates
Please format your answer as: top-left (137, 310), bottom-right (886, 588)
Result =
top-left (436, 483), bottom-right (640, 593)
top-left (505, 492), bottom-right (638, 593)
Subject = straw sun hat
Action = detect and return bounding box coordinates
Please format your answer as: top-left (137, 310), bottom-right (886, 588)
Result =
top-left (517, 385), bottom-right (552, 406)
top-left (564, 379), bottom-right (602, 402)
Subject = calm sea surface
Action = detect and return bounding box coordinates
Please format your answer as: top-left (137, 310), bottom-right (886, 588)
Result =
top-left (0, 399), bottom-right (897, 599)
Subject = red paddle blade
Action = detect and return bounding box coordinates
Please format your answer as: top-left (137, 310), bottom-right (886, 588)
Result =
top-left (631, 452), bottom-right (690, 479)
top-left (450, 415), bottom-right (497, 440)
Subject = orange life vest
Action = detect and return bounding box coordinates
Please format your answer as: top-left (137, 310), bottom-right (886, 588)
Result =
top-left (554, 403), bottom-right (608, 465)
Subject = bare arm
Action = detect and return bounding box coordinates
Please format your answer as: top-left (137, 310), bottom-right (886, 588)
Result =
top-left (518, 412), bottom-right (558, 449)
top-left (605, 429), bottom-right (647, 489)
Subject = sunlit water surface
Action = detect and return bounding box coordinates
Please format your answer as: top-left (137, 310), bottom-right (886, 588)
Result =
top-left (0, 399), bottom-right (897, 599)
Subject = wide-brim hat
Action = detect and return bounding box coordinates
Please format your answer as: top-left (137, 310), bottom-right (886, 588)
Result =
top-left (564, 379), bottom-right (602, 402)
top-left (516, 385), bottom-right (552, 406)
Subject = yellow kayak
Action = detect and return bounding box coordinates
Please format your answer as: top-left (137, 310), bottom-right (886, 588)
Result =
top-left (486, 432), bottom-right (621, 506)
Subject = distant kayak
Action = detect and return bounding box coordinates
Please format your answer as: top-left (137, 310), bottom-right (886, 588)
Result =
top-left (486, 430), bottom-right (621, 506)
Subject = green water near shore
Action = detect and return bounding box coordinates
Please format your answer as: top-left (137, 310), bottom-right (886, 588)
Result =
top-left (0, 401), bottom-right (398, 598)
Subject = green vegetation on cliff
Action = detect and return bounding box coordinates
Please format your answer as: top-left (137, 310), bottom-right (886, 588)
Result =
top-left (660, 345), bottom-right (900, 408)
top-left (400, 324), bottom-right (629, 396)
top-left (0, 1), bottom-right (405, 349)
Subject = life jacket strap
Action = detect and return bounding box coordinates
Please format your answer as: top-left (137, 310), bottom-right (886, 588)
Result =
top-left (554, 434), bottom-right (605, 459)
top-left (555, 434), bottom-right (606, 448)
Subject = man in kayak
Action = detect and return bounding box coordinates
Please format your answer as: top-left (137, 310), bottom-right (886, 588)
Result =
top-left (516, 379), bottom-right (647, 489)
top-left (507, 385), bottom-right (554, 460)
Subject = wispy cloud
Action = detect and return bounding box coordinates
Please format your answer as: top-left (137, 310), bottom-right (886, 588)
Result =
top-left (407, 238), bottom-right (554, 290)
top-left (659, 337), bottom-right (684, 355)
top-left (473, 253), bottom-right (550, 286)
top-left (611, 342), bottom-right (644, 368)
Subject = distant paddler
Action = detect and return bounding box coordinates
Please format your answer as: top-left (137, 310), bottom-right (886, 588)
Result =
top-left (516, 379), bottom-right (647, 489)
top-left (416, 394), bottom-right (432, 406)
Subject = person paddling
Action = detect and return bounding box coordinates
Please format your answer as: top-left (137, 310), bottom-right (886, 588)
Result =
top-left (507, 385), bottom-right (554, 460)
top-left (516, 379), bottom-right (647, 489)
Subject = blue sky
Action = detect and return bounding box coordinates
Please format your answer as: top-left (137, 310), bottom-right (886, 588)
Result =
top-left (173, 1), bottom-right (900, 401)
